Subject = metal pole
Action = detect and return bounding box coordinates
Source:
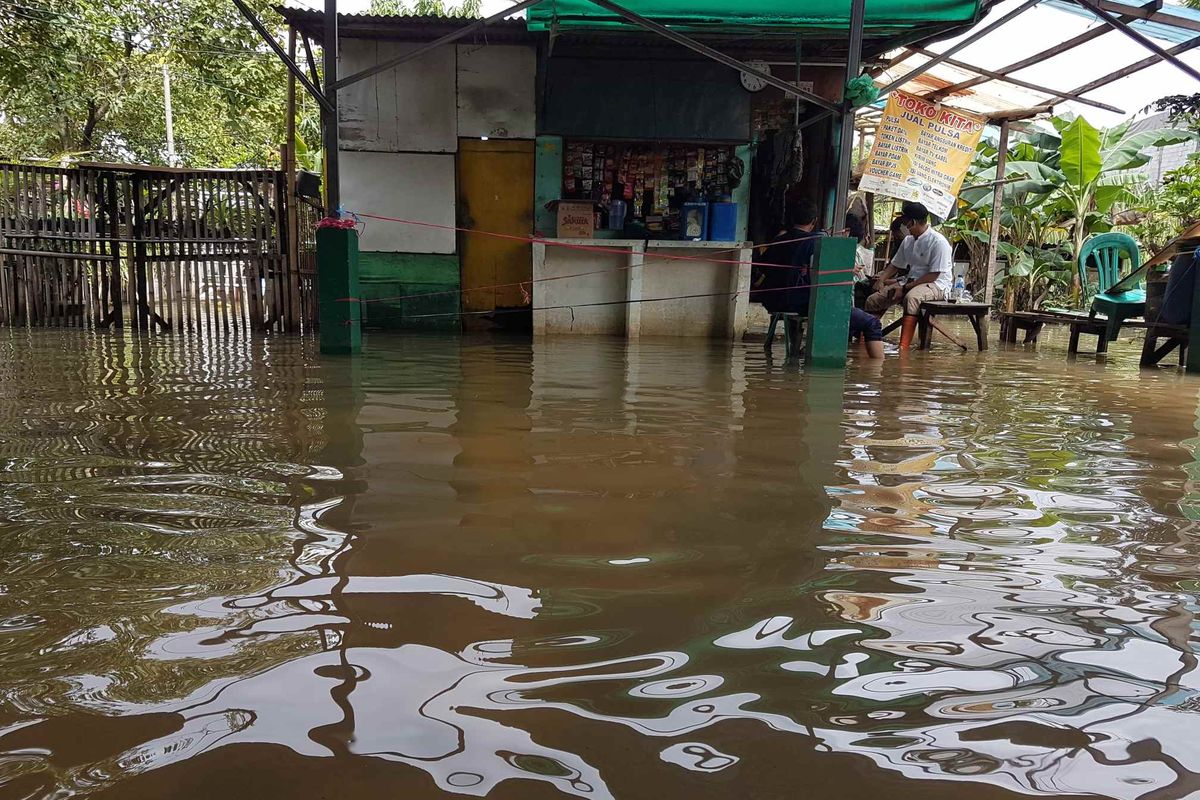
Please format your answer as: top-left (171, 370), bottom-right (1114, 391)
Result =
top-left (834, 0), bottom-right (866, 226)
top-left (334, 0), bottom-right (545, 90)
top-left (876, 0), bottom-right (1042, 99)
top-left (793, 36), bottom-right (804, 127)
top-left (324, 0), bottom-right (340, 217)
top-left (984, 118), bottom-right (1009, 309)
top-left (1072, 0), bottom-right (1200, 83)
top-left (162, 64), bottom-right (176, 166)
top-left (231, 0), bottom-right (332, 113)
top-left (581, 0), bottom-right (840, 112)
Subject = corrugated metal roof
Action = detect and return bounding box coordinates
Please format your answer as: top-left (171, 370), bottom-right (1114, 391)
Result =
top-left (274, 5), bottom-right (534, 42)
top-left (1044, 0), bottom-right (1200, 44)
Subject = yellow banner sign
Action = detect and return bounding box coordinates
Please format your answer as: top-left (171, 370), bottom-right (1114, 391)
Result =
top-left (858, 91), bottom-right (986, 219)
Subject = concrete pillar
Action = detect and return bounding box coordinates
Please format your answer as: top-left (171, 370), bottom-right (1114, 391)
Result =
top-left (805, 235), bottom-right (855, 368)
top-left (317, 227), bottom-right (362, 355)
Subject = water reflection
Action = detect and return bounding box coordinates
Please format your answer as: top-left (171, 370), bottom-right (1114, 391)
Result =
top-left (0, 329), bottom-right (1197, 799)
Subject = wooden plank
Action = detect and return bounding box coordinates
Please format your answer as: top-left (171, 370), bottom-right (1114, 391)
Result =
top-left (1069, 33), bottom-right (1200, 96)
top-left (984, 119), bottom-right (1009, 308)
top-left (911, 47), bottom-right (1122, 113)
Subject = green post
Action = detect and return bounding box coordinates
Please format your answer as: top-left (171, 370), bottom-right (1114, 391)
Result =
top-left (534, 135), bottom-right (563, 237)
top-left (317, 226), bottom-right (362, 355)
top-left (806, 235), bottom-right (855, 368)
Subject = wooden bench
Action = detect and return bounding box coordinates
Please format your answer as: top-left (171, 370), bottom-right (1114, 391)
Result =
top-left (918, 301), bottom-right (990, 351)
top-left (1140, 321), bottom-right (1189, 367)
top-left (998, 310), bottom-right (1083, 344)
top-left (1067, 315), bottom-right (1148, 355)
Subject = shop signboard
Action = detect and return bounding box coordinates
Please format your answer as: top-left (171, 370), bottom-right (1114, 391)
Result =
top-left (859, 91), bottom-right (986, 219)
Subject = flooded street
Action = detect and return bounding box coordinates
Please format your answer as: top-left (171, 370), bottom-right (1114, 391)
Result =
top-left (0, 327), bottom-right (1198, 799)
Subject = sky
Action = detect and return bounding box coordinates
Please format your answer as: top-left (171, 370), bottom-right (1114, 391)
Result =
top-left (285, 0), bottom-right (1200, 127)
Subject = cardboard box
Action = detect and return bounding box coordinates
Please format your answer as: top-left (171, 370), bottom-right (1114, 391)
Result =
top-left (556, 201), bottom-right (594, 239)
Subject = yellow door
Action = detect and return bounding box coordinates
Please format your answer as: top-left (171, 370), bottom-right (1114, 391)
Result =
top-left (457, 139), bottom-right (534, 315)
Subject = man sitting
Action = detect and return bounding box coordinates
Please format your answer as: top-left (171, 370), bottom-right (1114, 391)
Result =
top-left (864, 201), bottom-right (953, 350)
top-left (750, 199), bottom-right (823, 314)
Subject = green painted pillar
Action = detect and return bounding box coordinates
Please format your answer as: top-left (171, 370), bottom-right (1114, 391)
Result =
top-left (317, 226), bottom-right (362, 355)
top-left (534, 136), bottom-right (563, 237)
top-left (805, 235), bottom-right (855, 368)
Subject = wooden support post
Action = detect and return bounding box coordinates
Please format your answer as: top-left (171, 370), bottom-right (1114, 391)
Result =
top-left (317, 227), bottom-right (361, 355)
top-left (1188, 258), bottom-right (1200, 373)
top-left (984, 119), bottom-right (1010, 308)
top-left (805, 235), bottom-right (855, 368)
top-left (131, 175), bottom-right (149, 331)
top-left (285, 25), bottom-right (301, 333)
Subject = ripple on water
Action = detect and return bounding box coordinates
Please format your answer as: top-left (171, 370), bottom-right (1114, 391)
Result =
top-left (0, 331), bottom-right (1197, 799)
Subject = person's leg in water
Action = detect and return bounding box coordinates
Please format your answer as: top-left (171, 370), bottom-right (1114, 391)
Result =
top-left (850, 308), bottom-right (885, 359)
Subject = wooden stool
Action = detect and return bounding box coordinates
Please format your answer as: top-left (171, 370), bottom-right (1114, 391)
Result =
top-left (999, 311), bottom-right (1046, 343)
top-left (1067, 317), bottom-right (1110, 355)
top-left (918, 301), bottom-right (990, 350)
top-left (764, 312), bottom-right (804, 359)
top-left (1068, 316), bottom-right (1147, 356)
top-left (1140, 321), bottom-right (1189, 367)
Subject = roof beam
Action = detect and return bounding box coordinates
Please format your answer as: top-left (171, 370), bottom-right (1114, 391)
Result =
top-left (332, 0), bottom-right (545, 90)
top-left (1068, 31), bottom-right (1200, 94)
top-left (1086, 0), bottom-right (1200, 33)
top-left (910, 46), bottom-right (1125, 113)
top-left (1071, 0), bottom-right (1200, 82)
top-left (876, 0), bottom-right (1043, 99)
top-left (926, 2), bottom-right (1158, 99)
top-left (579, 0), bottom-right (841, 112)
top-left (232, 0), bottom-right (332, 114)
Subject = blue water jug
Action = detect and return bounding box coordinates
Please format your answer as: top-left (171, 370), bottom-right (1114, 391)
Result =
top-left (608, 199), bottom-right (627, 231)
top-left (707, 202), bottom-right (737, 242)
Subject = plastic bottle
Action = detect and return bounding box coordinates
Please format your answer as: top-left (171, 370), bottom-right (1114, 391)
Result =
top-left (953, 275), bottom-right (966, 302)
top-left (608, 199), bottom-right (627, 231)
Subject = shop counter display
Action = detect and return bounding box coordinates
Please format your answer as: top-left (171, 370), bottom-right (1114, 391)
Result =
top-left (532, 238), bottom-right (752, 338)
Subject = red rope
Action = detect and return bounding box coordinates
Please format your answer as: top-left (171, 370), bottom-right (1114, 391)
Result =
top-left (348, 279), bottom-right (855, 322)
top-left (340, 210), bottom-right (857, 306)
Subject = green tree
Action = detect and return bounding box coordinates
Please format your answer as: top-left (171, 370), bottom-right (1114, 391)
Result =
top-left (1004, 115), bottom-right (1194, 295)
top-left (0, 0), bottom-right (307, 168)
top-left (368, 0), bottom-right (482, 16)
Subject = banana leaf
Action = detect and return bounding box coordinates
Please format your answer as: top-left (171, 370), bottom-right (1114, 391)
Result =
top-left (1101, 128), bottom-right (1197, 172)
top-left (1059, 116), bottom-right (1102, 189)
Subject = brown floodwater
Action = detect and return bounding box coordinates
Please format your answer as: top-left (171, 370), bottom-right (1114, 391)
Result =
top-left (0, 326), bottom-right (1198, 800)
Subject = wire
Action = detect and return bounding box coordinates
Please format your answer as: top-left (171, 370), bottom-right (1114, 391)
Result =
top-left (338, 210), bottom-right (857, 308)
top-left (388, 280), bottom-right (856, 321)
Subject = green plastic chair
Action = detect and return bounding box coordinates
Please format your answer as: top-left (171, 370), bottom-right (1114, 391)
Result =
top-left (1079, 232), bottom-right (1145, 342)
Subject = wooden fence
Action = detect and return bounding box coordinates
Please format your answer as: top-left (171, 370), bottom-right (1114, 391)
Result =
top-left (0, 162), bottom-right (319, 334)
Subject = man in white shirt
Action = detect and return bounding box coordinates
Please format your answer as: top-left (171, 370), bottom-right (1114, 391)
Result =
top-left (863, 201), bottom-right (954, 350)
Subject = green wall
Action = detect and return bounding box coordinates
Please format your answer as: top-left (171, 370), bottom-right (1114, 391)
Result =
top-left (534, 135), bottom-right (563, 238)
top-left (357, 252), bottom-right (460, 331)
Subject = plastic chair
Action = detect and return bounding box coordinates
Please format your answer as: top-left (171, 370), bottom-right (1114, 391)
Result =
top-left (1079, 232), bottom-right (1145, 342)
top-left (764, 312), bottom-right (803, 360)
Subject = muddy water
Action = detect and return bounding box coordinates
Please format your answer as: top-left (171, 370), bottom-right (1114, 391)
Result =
top-left (0, 328), bottom-right (1198, 800)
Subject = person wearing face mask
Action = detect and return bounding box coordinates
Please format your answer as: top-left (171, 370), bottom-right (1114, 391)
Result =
top-left (863, 201), bottom-right (954, 350)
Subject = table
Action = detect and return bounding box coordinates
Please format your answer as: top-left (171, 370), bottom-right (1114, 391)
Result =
top-left (918, 301), bottom-right (990, 351)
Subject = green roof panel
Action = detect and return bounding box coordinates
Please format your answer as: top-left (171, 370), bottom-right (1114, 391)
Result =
top-left (527, 0), bottom-right (983, 32)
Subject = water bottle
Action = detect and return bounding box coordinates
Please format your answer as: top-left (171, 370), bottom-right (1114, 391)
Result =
top-left (952, 275), bottom-right (966, 302)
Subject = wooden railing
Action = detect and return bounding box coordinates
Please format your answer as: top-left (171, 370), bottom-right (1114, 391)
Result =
top-left (0, 162), bottom-right (320, 334)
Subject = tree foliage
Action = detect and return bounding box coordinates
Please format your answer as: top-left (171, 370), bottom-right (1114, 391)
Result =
top-left (946, 114), bottom-right (1193, 310)
top-left (368, 0), bottom-right (482, 16)
top-left (0, 0), bottom-right (310, 168)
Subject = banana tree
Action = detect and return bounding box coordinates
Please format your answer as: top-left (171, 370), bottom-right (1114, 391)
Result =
top-left (1001, 245), bottom-right (1074, 311)
top-left (1005, 115), bottom-right (1195, 296)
